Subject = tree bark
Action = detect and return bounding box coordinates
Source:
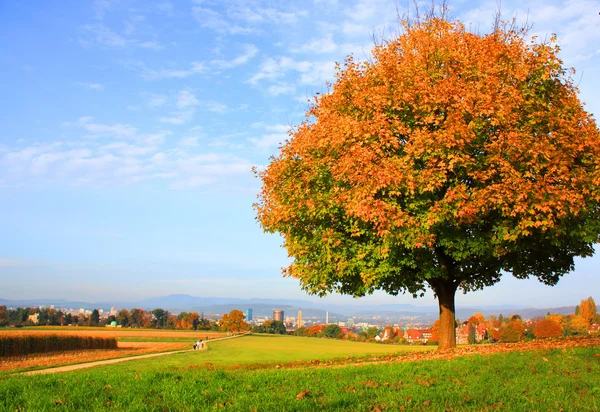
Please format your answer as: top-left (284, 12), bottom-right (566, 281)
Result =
top-left (431, 278), bottom-right (458, 350)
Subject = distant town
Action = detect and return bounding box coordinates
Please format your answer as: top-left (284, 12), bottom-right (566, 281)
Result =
top-left (2, 296), bottom-right (598, 345)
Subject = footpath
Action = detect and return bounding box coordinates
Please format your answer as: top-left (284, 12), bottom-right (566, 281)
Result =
top-left (19, 332), bottom-right (251, 376)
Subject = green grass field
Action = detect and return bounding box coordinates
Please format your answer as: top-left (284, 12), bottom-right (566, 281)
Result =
top-left (98, 335), bottom-right (433, 373)
top-left (2, 335), bottom-right (599, 411)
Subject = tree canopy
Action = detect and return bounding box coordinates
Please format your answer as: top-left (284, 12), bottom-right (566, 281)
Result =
top-left (219, 309), bottom-right (249, 333)
top-left (255, 16), bottom-right (600, 349)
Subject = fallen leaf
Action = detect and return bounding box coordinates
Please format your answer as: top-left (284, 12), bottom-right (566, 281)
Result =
top-left (296, 390), bottom-right (310, 400)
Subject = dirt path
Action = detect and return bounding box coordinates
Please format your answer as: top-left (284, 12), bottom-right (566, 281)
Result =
top-left (19, 332), bottom-right (251, 376)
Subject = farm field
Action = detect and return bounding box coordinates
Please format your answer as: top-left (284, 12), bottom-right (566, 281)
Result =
top-left (1, 336), bottom-right (599, 411)
top-left (0, 327), bottom-right (225, 340)
top-left (0, 327), bottom-right (225, 372)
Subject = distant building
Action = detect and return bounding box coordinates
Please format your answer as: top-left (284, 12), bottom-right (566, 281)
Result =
top-left (246, 308), bottom-right (253, 321)
top-left (404, 329), bottom-right (424, 344)
top-left (325, 311), bottom-right (329, 324)
top-left (298, 311), bottom-right (303, 328)
top-left (28, 313), bottom-right (39, 325)
top-left (273, 310), bottom-right (284, 322)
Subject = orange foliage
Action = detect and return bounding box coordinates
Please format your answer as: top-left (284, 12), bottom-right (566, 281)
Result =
top-left (501, 320), bottom-right (526, 343)
top-left (534, 318), bottom-right (563, 338)
top-left (431, 320), bottom-right (440, 343)
top-left (569, 315), bottom-right (589, 335)
top-left (256, 15), bottom-right (600, 350)
top-left (468, 313), bottom-right (486, 326)
top-left (579, 297), bottom-right (597, 325)
top-left (546, 313), bottom-right (566, 327)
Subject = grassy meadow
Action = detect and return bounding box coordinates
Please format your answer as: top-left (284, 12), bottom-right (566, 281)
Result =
top-left (1, 334), bottom-right (600, 411)
top-left (2, 343), bottom-right (599, 410)
top-left (125, 334), bottom-right (434, 370)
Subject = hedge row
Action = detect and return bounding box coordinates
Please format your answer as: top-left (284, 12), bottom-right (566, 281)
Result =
top-left (0, 335), bottom-right (118, 357)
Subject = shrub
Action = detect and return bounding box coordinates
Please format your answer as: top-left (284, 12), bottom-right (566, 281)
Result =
top-left (534, 319), bottom-right (563, 339)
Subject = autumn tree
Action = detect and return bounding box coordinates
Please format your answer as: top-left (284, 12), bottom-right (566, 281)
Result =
top-left (579, 297), bottom-right (597, 324)
top-left (534, 318), bottom-right (563, 338)
top-left (501, 319), bottom-right (526, 343)
top-left (129, 308), bottom-right (145, 327)
top-left (255, 14), bottom-right (600, 350)
top-left (468, 313), bottom-right (486, 326)
top-left (219, 309), bottom-right (249, 333)
top-left (567, 315), bottom-right (589, 335)
top-left (177, 312), bottom-right (200, 330)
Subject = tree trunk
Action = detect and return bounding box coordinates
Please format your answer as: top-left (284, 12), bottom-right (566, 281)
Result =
top-left (431, 279), bottom-right (458, 350)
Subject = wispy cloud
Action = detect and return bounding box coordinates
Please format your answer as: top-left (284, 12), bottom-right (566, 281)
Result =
top-left (72, 116), bottom-right (138, 138)
top-left (135, 61), bottom-right (206, 80)
top-left (81, 23), bottom-right (163, 50)
top-left (141, 93), bottom-right (167, 108)
top-left (159, 110), bottom-right (195, 125)
top-left (248, 124), bottom-right (291, 150)
top-left (78, 82), bottom-right (104, 91)
top-left (203, 101), bottom-right (228, 113)
top-left (192, 7), bottom-right (259, 35)
top-left (267, 83), bottom-right (297, 96)
top-left (211, 44), bottom-right (259, 69)
top-left (249, 57), bottom-right (335, 86)
top-left (292, 33), bottom-right (338, 54)
top-left (177, 90), bottom-right (199, 108)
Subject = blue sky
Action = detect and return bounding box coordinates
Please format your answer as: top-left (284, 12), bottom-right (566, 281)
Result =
top-left (1, 0), bottom-right (598, 308)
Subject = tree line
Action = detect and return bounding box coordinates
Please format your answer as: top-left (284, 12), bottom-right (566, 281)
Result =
top-left (0, 306), bottom-right (220, 331)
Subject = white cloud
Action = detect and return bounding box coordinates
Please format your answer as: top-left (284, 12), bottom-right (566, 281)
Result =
top-left (78, 83), bottom-right (104, 91)
top-left (248, 124), bottom-right (291, 149)
top-left (292, 33), bottom-right (338, 54)
top-left (178, 136), bottom-right (201, 147)
top-left (192, 7), bottom-right (259, 35)
top-left (299, 61), bottom-right (337, 85)
top-left (204, 101), bottom-right (228, 113)
top-left (137, 62), bottom-right (206, 80)
top-left (159, 110), bottom-right (195, 125)
top-left (0, 136), bottom-right (252, 190)
top-left (76, 117), bottom-right (138, 138)
top-left (81, 23), bottom-right (163, 50)
top-left (249, 133), bottom-right (288, 150)
top-left (211, 44), bottom-right (259, 69)
top-left (267, 83), bottom-right (297, 96)
top-left (249, 56), bottom-right (311, 84)
top-left (228, 7), bottom-right (308, 25)
top-left (100, 142), bottom-right (157, 157)
top-left (177, 90), bottom-right (199, 108)
top-left (142, 93), bottom-right (167, 108)
top-left (171, 176), bottom-right (214, 189)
